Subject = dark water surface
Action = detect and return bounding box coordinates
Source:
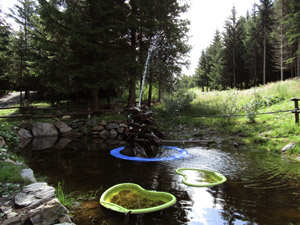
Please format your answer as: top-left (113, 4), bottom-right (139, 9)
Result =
top-left (21, 137), bottom-right (300, 225)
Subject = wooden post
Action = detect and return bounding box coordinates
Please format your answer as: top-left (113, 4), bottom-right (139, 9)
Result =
top-left (291, 97), bottom-right (300, 124)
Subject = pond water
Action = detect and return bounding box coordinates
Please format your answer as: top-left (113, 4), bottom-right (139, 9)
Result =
top-left (21, 137), bottom-right (300, 225)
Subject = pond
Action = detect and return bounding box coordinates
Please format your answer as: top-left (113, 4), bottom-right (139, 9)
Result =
top-left (21, 137), bottom-right (300, 225)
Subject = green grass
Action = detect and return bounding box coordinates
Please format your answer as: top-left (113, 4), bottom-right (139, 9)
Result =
top-left (55, 182), bottom-right (77, 208)
top-left (188, 78), bottom-right (300, 116)
top-left (0, 161), bottom-right (26, 183)
top-left (154, 78), bottom-right (300, 156)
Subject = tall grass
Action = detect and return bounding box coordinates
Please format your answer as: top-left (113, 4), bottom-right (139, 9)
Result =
top-left (188, 78), bottom-right (300, 116)
top-left (55, 182), bottom-right (76, 208)
top-left (154, 78), bottom-right (300, 154)
top-left (0, 161), bottom-right (26, 183)
top-left (188, 78), bottom-right (300, 154)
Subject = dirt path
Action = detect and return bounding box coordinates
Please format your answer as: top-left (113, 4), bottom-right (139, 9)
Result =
top-left (0, 92), bottom-right (21, 107)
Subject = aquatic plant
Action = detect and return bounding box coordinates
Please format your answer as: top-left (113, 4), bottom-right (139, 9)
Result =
top-left (110, 190), bottom-right (165, 209)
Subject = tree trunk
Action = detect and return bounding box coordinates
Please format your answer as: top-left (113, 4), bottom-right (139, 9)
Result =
top-left (233, 47), bottom-right (236, 87)
top-left (19, 91), bottom-right (23, 107)
top-left (280, 2), bottom-right (284, 81)
top-left (158, 74), bottom-right (163, 102)
top-left (128, 78), bottom-right (136, 107)
top-left (25, 89), bottom-right (30, 101)
top-left (297, 38), bottom-right (300, 77)
top-left (128, 1), bottom-right (137, 108)
top-left (263, 31), bottom-right (267, 85)
top-left (147, 70), bottom-right (152, 108)
top-left (93, 89), bottom-right (99, 110)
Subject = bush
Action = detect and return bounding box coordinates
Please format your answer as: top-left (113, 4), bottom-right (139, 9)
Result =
top-left (243, 93), bottom-right (284, 123)
top-left (163, 90), bottom-right (195, 114)
top-left (216, 92), bottom-right (240, 124)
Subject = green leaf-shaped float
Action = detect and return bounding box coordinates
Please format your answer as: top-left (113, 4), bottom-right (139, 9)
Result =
top-left (176, 168), bottom-right (227, 187)
top-left (100, 183), bottom-right (176, 214)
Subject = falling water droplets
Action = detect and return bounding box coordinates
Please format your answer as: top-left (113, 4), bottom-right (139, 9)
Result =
top-left (138, 34), bottom-right (160, 107)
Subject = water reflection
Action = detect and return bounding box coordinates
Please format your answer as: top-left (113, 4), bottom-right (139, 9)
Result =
top-left (20, 139), bottom-right (300, 225)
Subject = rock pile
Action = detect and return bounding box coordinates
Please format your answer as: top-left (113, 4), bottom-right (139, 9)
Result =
top-left (0, 182), bottom-right (74, 225)
top-left (16, 119), bottom-right (128, 150)
top-left (122, 107), bottom-right (164, 158)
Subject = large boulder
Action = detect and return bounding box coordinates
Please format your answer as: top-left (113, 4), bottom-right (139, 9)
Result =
top-left (31, 122), bottom-right (58, 137)
top-left (99, 130), bottom-right (110, 139)
top-left (15, 182), bottom-right (55, 208)
top-left (20, 168), bottom-right (37, 183)
top-left (106, 122), bottom-right (119, 130)
top-left (29, 198), bottom-right (72, 225)
top-left (1, 183), bottom-right (73, 225)
top-left (110, 129), bottom-right (118, 139)
top-left (17, 128), bottom-right (33, 139)
top-left (93, 126), bottom-right (105, 132)
top-left (54, 121), bottom-right (72, 134)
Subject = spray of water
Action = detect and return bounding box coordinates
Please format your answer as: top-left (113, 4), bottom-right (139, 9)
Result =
top-left (138, 35), bottom-right (160, 107)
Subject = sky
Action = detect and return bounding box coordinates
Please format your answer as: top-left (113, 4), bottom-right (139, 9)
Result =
top-left (182, 0), bottom-right (257, 76)
top-left (1, 0), bottom-right (257, 76)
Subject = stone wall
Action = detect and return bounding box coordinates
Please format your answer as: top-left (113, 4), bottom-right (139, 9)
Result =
top-left (17, 119), bottom-right (128, 150)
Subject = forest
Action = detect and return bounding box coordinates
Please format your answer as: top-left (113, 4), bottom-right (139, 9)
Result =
top-left (0, 0), bottom-right (190, 108)
top-left (0, 0), bottom-right (299, 108)
top-left (195, 0), bottom-right (300, 91)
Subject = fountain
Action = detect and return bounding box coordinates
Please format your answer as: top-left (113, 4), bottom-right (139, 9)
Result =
top-left (138, 34), bottom-right (160, 107)
top-left (110, 106), bottom-right (188, 161)
top-left (111, 33), bottom-right (188, 160)
top-left (121, 107), bottom-right (164, 158)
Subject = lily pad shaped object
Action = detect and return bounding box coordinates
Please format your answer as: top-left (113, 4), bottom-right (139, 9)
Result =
top-left (176, 168), bottom-right (227, 187)
top-left (100, 183), bottom-right (176, 214)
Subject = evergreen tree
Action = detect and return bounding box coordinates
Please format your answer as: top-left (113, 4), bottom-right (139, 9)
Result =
top-left (8, 0), bottom-right (38, 104)
top-left (126, 0), bottom-right (190, 107)
top-left (274, 0), bottom-right (290, 80)
top-left (195, 49), bottom-right (211, 91)
top-left (258, 0), bottom-right (276, 84)
top-left (223, 7), bottom-right (247, 88)
top-left (0, 9), bottom-right (11, 92)
top-left (207, 30), bottom-right (225, 90)
top-left (244, 7), bottom-right (262, 86)
top-left (284, 0), bottom-right (300, 77)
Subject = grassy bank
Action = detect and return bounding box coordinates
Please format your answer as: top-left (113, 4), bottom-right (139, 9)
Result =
top-left (154, 78), bottom-right (300, 155)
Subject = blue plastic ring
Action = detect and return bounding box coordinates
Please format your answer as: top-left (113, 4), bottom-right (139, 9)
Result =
top-left (110, 146), bottom-right (189, 161)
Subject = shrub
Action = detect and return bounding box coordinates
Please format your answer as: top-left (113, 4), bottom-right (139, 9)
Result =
top-left (163, 90), bottom-right (195, 114)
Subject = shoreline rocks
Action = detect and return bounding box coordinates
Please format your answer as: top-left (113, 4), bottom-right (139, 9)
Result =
top-left (0, 182), bottom-right (73, 225)
top-left (17, 119), bottom-right (128, 150)
top-left (0, 137), bottom-right (75, 225)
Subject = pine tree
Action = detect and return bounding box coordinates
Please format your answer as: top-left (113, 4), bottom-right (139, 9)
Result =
top-left (284, 0), bottom-right (300, 77)
top-left (195, 49), bottom-right (211, 91)
top-left (207, 30), bottom-right (225, 90)
top-left (0, 9), bottom-right (11, 92)
top-left (258, 0), bottom-right (276, 84)
top-left (223, 7), bottom-right (247, 88)
top-left (8, 0), bottom-right (38, 104)
top-left (244, 6), bottom-right (262, 86)
top-left (126, 0), bottom-right (190, 107)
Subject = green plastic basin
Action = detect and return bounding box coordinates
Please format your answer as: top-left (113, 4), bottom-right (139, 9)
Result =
top-left (99, 183), bottom-right (176, 214)
top-left (176, 168), bottom-right (227, 187)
